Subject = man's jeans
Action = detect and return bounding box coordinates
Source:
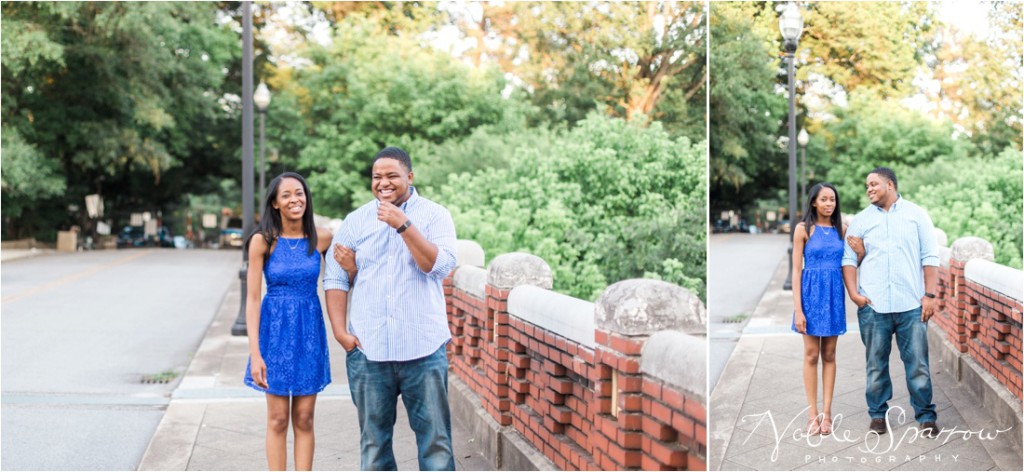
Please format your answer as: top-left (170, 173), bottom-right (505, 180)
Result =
top-left (346, 343), bottom-right (455, 471)
top-left (857, 305), bottom-right (937, 423)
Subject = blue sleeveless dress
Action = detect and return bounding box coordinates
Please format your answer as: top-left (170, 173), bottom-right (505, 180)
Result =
top-left (792, 225), bottom-right (847, 336)
top-left (244, 237), bottom-right (331, 396)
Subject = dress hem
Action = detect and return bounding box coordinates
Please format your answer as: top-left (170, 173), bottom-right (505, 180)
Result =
top-left (243, 379), bottom-right (331, 397)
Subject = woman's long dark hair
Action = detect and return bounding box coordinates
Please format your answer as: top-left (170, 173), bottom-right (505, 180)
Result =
top-left (801, 182), bottom-right (842, 239)
top-left (244, 172), bottom-right (318, 258)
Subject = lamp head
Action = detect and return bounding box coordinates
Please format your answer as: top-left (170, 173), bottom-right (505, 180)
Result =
top-left (254, 82), bottom-right (271, 111)
top-left (779, 2), bottom-right (804, 44)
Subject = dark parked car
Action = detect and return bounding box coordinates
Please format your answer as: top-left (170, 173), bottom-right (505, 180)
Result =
top-left (117, 225), bottom-right (173, 248)
top-left (117, 226), bottom-right (147, 248)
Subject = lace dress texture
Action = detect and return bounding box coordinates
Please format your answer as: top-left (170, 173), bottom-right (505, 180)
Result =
top-left (792, 225), bottom-right (847, 337)
top-left (244, 237), bottom-right (331, 396)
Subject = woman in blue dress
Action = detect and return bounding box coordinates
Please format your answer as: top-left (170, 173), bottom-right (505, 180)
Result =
top-left (791, 183), bottom-right (863, 436)
top-left (243, 172), bottom-right (355, 470)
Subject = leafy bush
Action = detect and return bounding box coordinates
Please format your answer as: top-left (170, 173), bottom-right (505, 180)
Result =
top-left (902, 147), bottom-right (1023, 269)
top-left (434, 114), bottom-right (707, 301)
top-left (294, 19), bottom-right (527, 214)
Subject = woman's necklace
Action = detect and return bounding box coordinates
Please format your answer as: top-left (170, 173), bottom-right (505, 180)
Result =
top-left (281, 234), bottom-right (303, 250)
top-left (818, 224), bottom-right (833, 236)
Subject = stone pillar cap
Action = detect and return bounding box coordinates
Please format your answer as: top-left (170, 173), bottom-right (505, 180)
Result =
top-left (595, 279), bottom-right (705, 336)
top-left (950, 237), bottom-right (994, 263)
top-left (486, 252), bottom-right (553, 291)
top-left (456, 240), bottom-right (485, 268)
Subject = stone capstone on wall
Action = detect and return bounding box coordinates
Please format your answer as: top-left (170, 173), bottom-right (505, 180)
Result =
top-left (641, 330), bottom-right (707, 402)
top-left (486, 252), bottom-right (553, 291)
top-left (595, 279), bottom-right (706, 336)
top-left (454, 266), bottom-right (488, 300)
top-left (965, 259), bottom-right (1024, 302)
top-left (507, 285), bottom-right (596, 348)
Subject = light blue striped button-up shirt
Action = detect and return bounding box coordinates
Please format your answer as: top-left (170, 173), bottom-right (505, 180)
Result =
top-left (324, 188), bottom-right (457, 362)
top-left (842, 196), bottom-right (939, 313)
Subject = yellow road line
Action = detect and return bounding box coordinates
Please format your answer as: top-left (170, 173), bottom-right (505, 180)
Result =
top-left (2, 250), bottom-right (155, 304)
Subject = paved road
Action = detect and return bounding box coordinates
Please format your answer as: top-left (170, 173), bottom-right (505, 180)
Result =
top-left (708, 233), bottom-right (790, 389)
top-left (1, 249), bottom-right (240, 470)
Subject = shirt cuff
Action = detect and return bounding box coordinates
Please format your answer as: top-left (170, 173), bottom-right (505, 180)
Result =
top-left (427, 249), bottom-right (456, 278)
top-left (921, 256), bottom-right (940, 267)
top-left (324, 279), bottom-right (350, 292)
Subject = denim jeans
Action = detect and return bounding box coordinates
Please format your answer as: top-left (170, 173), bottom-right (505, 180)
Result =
top-left (857, 305), bottom-right (937, 423)
top-left (346, 343), bottom-right (455, 471)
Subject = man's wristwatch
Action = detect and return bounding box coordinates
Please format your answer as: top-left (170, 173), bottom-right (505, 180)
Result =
top-left (396, 220), bottom-right (412, 234)
top-left (924, 292), bottom-right (936, 299)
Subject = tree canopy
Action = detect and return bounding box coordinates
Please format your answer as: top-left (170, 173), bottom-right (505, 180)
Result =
top-left (2, 1), bottom-right (238, 237)
top-left (709, 1), bottom-right (1022, 266)
top-left (1, 1), bottom-right (709, 301)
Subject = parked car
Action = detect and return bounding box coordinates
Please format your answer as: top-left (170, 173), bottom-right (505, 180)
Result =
top-left (219, 217), bottom-right (244, 249)
top-left (117, 226), bottom-right (147, 248)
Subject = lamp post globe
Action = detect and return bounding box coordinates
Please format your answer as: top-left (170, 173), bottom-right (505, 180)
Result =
top-left (779, 2), bottom-right (804, 50)
top-left (254, 82), bottom-right (271, 111)
top-left (780, 1), bottom-right (803, 291)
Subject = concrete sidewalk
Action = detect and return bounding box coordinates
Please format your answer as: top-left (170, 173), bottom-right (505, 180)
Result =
top-left (138, 279), bottom-right (490, 471)
top-left (710, 260), bottom-right (1023, 471)
top-left (1, 247), bottom-right (56, 262)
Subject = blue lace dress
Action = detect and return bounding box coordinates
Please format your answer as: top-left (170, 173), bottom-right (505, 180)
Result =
top-left (792, 225), bottom-right (847, 337)
top-left (244, 237), bottom-right (331, 396)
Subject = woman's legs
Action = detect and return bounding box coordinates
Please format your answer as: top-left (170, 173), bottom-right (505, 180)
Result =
top-left (802, 334), bottom-right (822, 432)
top-left (820, 336), bottom-right (839, 433)
top-left (292, 395), bottom-right (317, 471)
top-left (266, 394), bottom-right (291, 471)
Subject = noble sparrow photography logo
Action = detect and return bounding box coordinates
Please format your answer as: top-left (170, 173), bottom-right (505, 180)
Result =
top-left (740, 406), bottom-right (1013, 463)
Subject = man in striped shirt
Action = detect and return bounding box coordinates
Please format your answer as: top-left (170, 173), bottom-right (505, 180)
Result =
top-left (842, 166), bottom-right (940, 439)
top-left (324, 147), bottom-right (457, 470)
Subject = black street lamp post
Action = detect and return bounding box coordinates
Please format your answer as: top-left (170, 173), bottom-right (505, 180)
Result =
top-left (798, 127), bottom-right (809, 211)
top-left (232, 1), bottom-right (255, 336)
top-left (780, 2), bottom-right (804, 291)
top-left (254, 82), bottom-right (271, 207)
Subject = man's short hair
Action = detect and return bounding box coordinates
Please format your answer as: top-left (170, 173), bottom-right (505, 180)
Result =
top-left (373, 147), bottom-right (412, 173)
top-left (869, 166), bottom-right (898, 190)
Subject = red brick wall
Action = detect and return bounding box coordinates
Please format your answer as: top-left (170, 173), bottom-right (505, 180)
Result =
top-left (444, 271), bottom-right (707, 470)
top-left (935, 260), bottom-right (1023, 399)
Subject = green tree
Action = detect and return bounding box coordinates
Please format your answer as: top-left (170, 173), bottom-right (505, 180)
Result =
top-left (926, 2), bottom-right (1023, 155)
top-left (1, 1), bottom-right (238, 238)
top-left (290, 19), bottom-right (526, 214)
top-left (902, 147), bottom-right (1023, 268)
top-left (708, 1), bottom-right (787, 214)
top-left (436, 114), bottom-right (706, 301)
top-left (819, 91), bottom-right (970, 209)
top-left (800, 2), bottom-right (935, 99)
top-left (460, 1), bottom-right (706, 140)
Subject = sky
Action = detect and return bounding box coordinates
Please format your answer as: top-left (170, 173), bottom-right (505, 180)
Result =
top-left (939, 0), bottom-right (991, 38)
